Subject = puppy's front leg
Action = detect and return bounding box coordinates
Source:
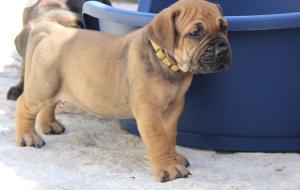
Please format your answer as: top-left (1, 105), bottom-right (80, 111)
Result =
top-left (161, 98), bottom-right (190, 168)
top-left (133, 102), bottom-right (190, 182)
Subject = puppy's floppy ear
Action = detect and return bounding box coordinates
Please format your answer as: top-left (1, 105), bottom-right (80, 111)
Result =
top-left (147, 8), bottom-right (180, 53)
top-left (216, 4), bottom-right (224, 16)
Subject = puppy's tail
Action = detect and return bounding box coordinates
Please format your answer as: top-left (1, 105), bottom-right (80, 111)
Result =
top-left (15, 10), bottom-right (81, 59)
top-left (14, 21), bottom-right (64, 89)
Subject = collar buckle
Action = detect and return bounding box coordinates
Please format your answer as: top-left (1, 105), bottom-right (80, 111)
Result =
top-left (149, 40), bottom-right (179, 72)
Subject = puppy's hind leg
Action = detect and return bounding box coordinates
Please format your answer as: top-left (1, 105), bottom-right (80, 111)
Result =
top-left (37, 103), bottom-right (65, 135)
top-left (15, 96), bottom-right (45, 148)
top-left (15, 69), bottom-right (61, 147)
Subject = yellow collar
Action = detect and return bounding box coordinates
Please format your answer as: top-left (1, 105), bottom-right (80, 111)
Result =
top-left (149, 40), bottom-right (179, 72)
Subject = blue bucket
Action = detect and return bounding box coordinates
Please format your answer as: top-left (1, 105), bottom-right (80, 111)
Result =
top-left (83, 0), bottom-right (300, 152)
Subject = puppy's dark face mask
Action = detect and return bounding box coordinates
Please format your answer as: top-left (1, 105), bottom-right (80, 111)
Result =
top-left (190, 34), bottom-right (231, 74)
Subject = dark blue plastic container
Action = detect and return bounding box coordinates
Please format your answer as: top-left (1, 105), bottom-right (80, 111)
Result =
top-left (139, 0), bottom-right (300, 15)
top-left (83, 0), bottom-right (300, 152)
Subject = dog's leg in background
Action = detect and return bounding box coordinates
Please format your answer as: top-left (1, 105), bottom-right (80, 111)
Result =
top-left (7, 34), bottom-right (27, 100)
top-left (133, 101), bottom-right (190, 182)
top-left (161, 98), bottom-right (190, 168)
top-left (6, 64), bottom-right (24, 100)
top-left (15, 96), bottom-right (46, 148)
top-left (7, 23), bottom-right (31, 100)
top-left (37, 104), bottom-right (65, 135)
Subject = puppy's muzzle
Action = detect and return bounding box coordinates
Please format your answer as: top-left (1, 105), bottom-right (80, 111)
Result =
top-left (192, 38), bottom-right (231, 74)
top-left (214, 40), bottom-right (231, 70)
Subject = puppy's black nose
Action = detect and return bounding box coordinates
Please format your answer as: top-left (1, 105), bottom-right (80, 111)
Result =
top-left (215, 41), bottom-right (229, 59)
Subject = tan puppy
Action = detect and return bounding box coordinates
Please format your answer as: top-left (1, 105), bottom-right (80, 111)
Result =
top-left (15, 0), bottom-right (231, 182)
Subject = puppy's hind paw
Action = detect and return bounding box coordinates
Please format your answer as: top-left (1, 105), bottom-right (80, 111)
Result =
top-left (40, 120), bottom-right (65, 135)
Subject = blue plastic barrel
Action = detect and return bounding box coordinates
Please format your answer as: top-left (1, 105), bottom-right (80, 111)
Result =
top-left (83, 1), bottom-right (300, 152)
top-left (138, 0), bottom-right (177, 13)
top-left (138, 0), bottom-right (300, 15)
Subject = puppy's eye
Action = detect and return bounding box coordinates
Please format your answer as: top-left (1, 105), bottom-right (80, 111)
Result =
top-left (188, 26), bottom-right (203, 39)
top-left (219, 20), bottom-right (228, 33)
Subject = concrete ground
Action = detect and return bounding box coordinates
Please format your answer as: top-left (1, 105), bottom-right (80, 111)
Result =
top-left (0, 1), bottom-right (300, 190)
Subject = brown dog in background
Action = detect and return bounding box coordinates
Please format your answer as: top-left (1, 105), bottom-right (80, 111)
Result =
top-left (15, 0), bottom-right (231, 182)
top-left (6, 0), bottom-right (111, 100)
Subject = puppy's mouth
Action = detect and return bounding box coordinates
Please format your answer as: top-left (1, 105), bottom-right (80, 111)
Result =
top-left (190, 37), bottom-right (231, 74)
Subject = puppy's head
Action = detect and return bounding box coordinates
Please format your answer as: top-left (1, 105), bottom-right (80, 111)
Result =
top-left (148, 0), bottom-right (231, 74)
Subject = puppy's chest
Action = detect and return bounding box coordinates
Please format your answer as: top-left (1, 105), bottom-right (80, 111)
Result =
top-left (155, 83), bottom-right (182, 110)
top-left (154, 75), bottom-right (193, 110)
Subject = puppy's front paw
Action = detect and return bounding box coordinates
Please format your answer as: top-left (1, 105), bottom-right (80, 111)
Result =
top-left (174, 153), bottom-right (190, 167)
top-left (16, 132), bottom-right (45, 148)
top-left (40, 120), bottom-right (65, 135)
top-left (155, 162), bottom-right (191, 182)
top-left (7, 86), bottom-right (23, 100)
